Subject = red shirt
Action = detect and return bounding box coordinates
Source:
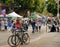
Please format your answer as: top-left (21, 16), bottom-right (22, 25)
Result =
top-left (16, 22), bottom-right (21, 29)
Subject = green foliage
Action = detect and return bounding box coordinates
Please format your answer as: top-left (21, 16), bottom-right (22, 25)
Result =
top-left (0, 0), bottom-right (45, 12)
top-left (47, 0), bottom-right (57, 16)
top-left (0, 0), bottom-right (14, 6)
top-left (5, 0), bottom-right (14, 6)
top-left (21, 0), bottom-right (35, 10)
top-left (0, 0), bottom-right (5, 3)
top-left (33, 0), bottom-right (45, 13)
top-left (0, 0), bottom-right (47, 13)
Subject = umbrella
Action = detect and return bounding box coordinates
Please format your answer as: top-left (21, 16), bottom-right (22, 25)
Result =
top-left (29, 14), bottom-right (37, 18)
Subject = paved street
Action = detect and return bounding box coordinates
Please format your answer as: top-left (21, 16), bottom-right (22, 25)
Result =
top-left (0, 25), bottom-right (60, 47)
top-left (18, 32), bottom-right (60, 47)
top-left (0, 25), bottom-right (46, 46)
top-left (0, 0), bottom-right (60, 47)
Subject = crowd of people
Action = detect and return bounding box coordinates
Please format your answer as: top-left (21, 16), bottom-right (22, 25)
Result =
top-left (47, 17), bottom-right (60, 32)
top-left (0, 18), bottom-right (42, 33)
top-left (0, 17), bottom-right (60, 33)
top-left (30, 18), bottom-right (42, 33)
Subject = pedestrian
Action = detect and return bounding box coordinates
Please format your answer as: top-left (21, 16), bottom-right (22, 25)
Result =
top-left (31, 19), bottom-right (36, 33)
top-left (23, 20), bottom-right (28, 31)
top-left (47, 18), bottom-right (52, 31)
top-left (38, 19), bottom-right (42, 32)
top-left (11, 20), bottom-right (16, 33)
top-left (56, 19), bottom-right (59, 32)
top-left (1, 19), bottom-right (5, 31)
top-left (29, 19), bottom-right (31, 25)
top-left (42, 19), bottom-right (45, 26)
top-left (35, 20), bottom-right (38, 32)
top-left (7, 20), bottom-right (12, 32)
top-left (4, 18), bottom-right (8, 31)
top-left (50, 19), bottom-right (56, 32)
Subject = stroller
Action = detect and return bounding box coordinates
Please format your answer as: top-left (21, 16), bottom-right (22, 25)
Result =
top-left (50, 24), bottom-right (56, 32)
top-left (50, 21), bottom-right (57, 32)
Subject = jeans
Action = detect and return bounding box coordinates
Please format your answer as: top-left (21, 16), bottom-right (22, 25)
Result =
top-left (35, 26), bottom-right (38, 31)
top-left (32, 26), bottom-right (35, 33)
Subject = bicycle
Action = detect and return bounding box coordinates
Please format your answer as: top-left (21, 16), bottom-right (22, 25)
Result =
top-left (8, 28), bottom-right (30, 47)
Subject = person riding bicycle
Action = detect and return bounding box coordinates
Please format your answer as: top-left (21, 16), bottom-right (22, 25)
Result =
top-left (16, 20), bottom-right (21, 29)
top-left (12, 19), bottom-right (24, 45)
top-left (15, 19), bottom-right (27, 45)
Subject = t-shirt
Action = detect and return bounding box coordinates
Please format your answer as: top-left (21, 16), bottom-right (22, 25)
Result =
top-left (16, 22), bottom-right (21, 28)
top-left (8, 21), bottom-right (12, 27)
top-left (4, 21), bottom-right (8, 26)
top-left (1, 21), bottom-right (4, 27)
top-left (31, 21), bottom-right (36, 26)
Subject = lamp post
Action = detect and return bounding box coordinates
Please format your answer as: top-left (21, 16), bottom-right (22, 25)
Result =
top-left (45, 0), bottom-right (48, 32)
top-left (57, 0), bottom-right (59, 20)
top-left (56, 0), bottom-right (60, 32)
top-left (55, 0), bottom-right (59, 19)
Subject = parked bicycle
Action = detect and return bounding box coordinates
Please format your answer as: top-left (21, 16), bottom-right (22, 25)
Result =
top-left (8, 28), bottom-right (30, 47)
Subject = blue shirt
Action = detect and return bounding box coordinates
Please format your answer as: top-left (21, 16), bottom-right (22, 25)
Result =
top-left (8, 21), bottom-right (12, 27)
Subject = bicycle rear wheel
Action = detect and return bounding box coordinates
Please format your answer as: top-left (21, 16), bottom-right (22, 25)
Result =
top-left (22, 33), bottom-right (30, 44)
top-left (11, 35), bottom-right (20, 46)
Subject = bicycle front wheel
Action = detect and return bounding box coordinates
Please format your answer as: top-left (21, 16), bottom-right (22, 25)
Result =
top-left (8, 35), bottom-right (15, 47)
top-left (22, 33), bottom-right (30, 44)
top-left (8, 35), bottom-right (19, 47)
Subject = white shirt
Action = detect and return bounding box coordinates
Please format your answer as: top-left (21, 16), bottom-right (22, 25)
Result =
top-left (1, 21), bottom-right (4, 27)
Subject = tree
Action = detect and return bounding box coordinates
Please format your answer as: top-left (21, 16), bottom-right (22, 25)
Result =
top-left (0, 0), bottom-right (5, 3)
top-left (16, 0), bottom-right (45, 13)
top-left (47, 0), bottom-right (57, 16)
top-left (19, 0), bottom-right (35, 10)
top-left (0, 0), bottom-right (45, 12)
top-left (34, 0), bottom-right (45, 13)
top-left (0, 0), bottom-right (47, 17)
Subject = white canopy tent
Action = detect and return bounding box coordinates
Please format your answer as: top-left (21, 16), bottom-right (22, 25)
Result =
top-left (7, 12), bottom-right (23, 18)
